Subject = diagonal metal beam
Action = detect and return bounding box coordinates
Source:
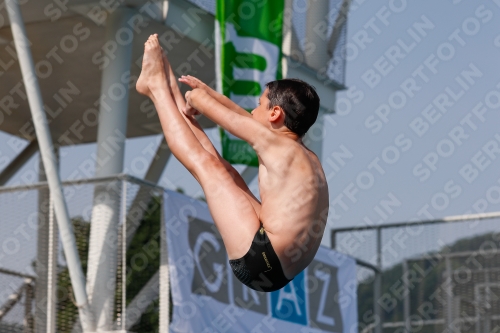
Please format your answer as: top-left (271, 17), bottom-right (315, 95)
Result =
top-left (124, 271), bottom-right (160, 330)
top-left (0, 139), bottom-right (38, 186)
top-left (0, 279), bottom-right (32, 321)
top-left (240, 166), bottom-right (258, 185)
top-left (126, 138), bottom-right (171, 247)
top-left (0, 267), bottom-right (35, 280)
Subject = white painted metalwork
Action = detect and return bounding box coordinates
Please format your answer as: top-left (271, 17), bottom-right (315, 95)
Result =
top-left (120, 181), bottom-right (127, 331)
top-left (159, 197), bottom-right (170, 332)
top-left (36, 155), bottom-right (59, 333)
top-left (86, 7), bottom-right (134, 330)
top-left (4, 0), bottom-right (93, 330)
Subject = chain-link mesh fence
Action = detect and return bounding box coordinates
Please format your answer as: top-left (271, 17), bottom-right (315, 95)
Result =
top-left (443, 249), bottom-right (500, 333)
top-left (0, 271), bottom-right (34, 333)
top-left (0, 185), bottom-right (39, 333)
top-left (332, 215), bottom-right (500, 333)
top-left (0, 175), bottom-right (164, 333)
top-left (123, 180), bottom-right (163, 333)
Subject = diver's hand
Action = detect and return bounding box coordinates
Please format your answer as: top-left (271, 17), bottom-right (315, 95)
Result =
top-left (182, 91), bottom-right (200, 116)
top-left (179, 75), bottom-right (209, 92)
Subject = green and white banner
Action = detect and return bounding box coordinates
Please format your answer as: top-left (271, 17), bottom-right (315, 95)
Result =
top-left (216, 0), bottom-right (284, 166)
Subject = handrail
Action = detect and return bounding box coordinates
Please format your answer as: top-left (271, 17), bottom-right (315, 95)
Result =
top-left (0, 173), bottom-right (165, 194)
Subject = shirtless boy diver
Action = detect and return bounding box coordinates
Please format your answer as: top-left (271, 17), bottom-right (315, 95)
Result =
top-left (137, 34), bottom-right (329, 292)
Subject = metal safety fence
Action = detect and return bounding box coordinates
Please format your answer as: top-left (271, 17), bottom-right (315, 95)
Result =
top-left (331, 212), bottom-right (500, 333)
top-left (0, 175), bottom-right (165, 333)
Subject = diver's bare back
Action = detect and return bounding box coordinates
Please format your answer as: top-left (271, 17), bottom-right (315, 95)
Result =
top-left (257, 135), bottom-right (329, 278)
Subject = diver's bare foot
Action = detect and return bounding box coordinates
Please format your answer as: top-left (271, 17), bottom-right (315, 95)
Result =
top-left (136, 34), bottom-right (167, 98)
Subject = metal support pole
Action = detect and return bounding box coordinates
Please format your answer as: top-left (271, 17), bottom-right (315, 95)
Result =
top-left (445, 255), bottom-right (453, 332)
top-left (36, 151), bottom-right (59, 333)
top-left (281, 0), bottom-right (293, 76)
top-left (374, 228), bottom-right (382, 333)
top-left (46, 197), bottom-right (58, 333)
top-left (331, 231), bottom-right (336, 249)
top-left (159, 193), bottom-right (170, 333)
top-left (484, 273), bottom-right (490, 333)
top-left (4, 1), bottom-right (93, 330)
top-left (24, 278), bottom-right (34, 333)
top-left (120, 180), bottom-right (127, 331)
top-left (403, 260), bottom-right (410, 333)
top-left (86, 7), bottom-right (134, 330)
top-left (474, 285), bottom-right (480, 333)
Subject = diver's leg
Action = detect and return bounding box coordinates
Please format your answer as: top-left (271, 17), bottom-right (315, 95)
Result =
top-left (137, 35), bottom-right (261, 259)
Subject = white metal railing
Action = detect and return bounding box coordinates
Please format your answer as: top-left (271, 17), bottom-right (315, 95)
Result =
top-left (0, 174), bottom-right (166, 333)
top-left (332, 211), bottom-right (500, 333)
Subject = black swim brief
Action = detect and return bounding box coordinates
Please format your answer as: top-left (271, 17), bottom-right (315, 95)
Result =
top-left (229, 227), bottom-right (292, 292)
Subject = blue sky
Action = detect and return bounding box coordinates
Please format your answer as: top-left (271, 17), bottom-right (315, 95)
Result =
top-left (1, 0), bottom-right (499, 268)
top-left (322, 0), bottom-right (500, 265)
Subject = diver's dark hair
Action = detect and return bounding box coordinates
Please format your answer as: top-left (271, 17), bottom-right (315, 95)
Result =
top-left (265, 78), bottom-right (320, 137)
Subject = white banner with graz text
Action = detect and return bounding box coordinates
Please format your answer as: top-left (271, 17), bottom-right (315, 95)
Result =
top-left (164, 190), bottom-right (358, 333)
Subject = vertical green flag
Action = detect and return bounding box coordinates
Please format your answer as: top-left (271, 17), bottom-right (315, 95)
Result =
top-left (216, 0), bottom-right (284, 166)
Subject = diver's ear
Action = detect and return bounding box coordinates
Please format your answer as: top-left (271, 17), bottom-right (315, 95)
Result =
top-left (269, 105), bottom-right (284, 122)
